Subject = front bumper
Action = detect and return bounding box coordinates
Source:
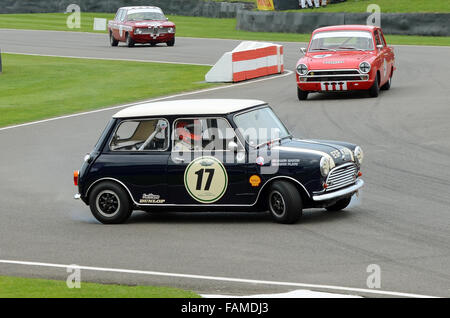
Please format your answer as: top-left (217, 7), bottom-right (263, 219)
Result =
top-left (312, 179), bottom-right (364, 202)
top-left (131, 33), bottom-right (174, 43)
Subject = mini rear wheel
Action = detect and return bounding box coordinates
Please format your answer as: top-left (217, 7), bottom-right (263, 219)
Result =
top-left (89, 181), bottom-right (132, 224)
top-left (381, 72), bottom-right (392, 91)
top-left (325, 197), bottom-right (352, 212)
top-left (268, 181), bottom-right (302, 224)
top-left (109, 32), bottom-right (118, 47)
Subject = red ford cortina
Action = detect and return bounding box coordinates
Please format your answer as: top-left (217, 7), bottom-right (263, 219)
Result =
top-left (296, 25), bottom-right (395, 100)
top-left (108, 6), bottom-right (176, 47)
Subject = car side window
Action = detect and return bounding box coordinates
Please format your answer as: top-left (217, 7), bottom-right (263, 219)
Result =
top-left (374, 31), bottom-right (382, 46)
top-left (173, 118), bottom-right (243, 152)
top-left (110, 119), bottom-right (169, 151)
top-left (121, 10), bottom-right (127, 22)
top-left (114, 9), bottom-right (122, 21)
top-left (379, 31), bottom-right (386, 47)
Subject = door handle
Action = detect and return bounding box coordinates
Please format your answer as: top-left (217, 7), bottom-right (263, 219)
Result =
top-left (173, 157), bottom-right (185, 163)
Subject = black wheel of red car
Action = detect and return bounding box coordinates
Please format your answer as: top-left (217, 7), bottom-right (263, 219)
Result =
top-left (89, 181), bottom-right (132, 224)
top-left (166, 37), bottom-right (175, 47)
top-left (381, 71), bottom-right (392, 91)
top-left (268, 181), bottom-right (302, 224)
top-left (297, 87), bottom-right (308, 101)
top-left (369, 73), bottom-right (380, 97)
top-left (109, 32), bottom-right (118, 47)
top-left (125, 33), bottom-right (135, 47)
top-left (325, 196), bottom-right (352, 212)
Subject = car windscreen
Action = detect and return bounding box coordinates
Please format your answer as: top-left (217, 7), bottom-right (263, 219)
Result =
top-left (234, 107), bottom-right (290, 148)
top-left (127, 10), bottom-right (166, 21)
top-left (309, 31), bottom-right (374, 51)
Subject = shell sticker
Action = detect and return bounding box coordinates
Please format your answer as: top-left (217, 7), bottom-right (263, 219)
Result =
top-left (184, 156), bottom-right (228, 204)
top-left (249, 175), bottom-right (261, 187)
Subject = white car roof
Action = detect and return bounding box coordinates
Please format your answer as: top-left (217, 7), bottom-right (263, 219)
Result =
top-left (121, 6), bottom-right (162, 12)
top-left (113, 99), bottom-right (266, 118)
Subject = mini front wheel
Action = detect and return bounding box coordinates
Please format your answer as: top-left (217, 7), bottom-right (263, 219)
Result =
top-left (268, 181), bottom-right (303, 224)
top-left (297, 87), bottom-right (309, 101)
top-left (89, 181), bottom-right (132, 224)
top-left (166, 38), bottom-right (175, 47)
top-left (369, 74), bottom-right (380, 97)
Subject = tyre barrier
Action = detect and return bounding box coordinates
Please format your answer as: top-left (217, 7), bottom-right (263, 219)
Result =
top-left (236, 11), bottom-right (450, 37)
top-left (205, 41), bottom-right (284, 83)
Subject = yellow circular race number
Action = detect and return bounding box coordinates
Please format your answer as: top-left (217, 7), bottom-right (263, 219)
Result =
top-left (184, 156), bottom-right (228, 204)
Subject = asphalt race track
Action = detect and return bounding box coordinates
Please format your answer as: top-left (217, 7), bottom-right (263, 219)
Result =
top-left (0, 29), bottom-right (449, 297)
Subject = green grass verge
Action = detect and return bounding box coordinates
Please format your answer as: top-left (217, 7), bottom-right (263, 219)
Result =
top-left (0, 275), bottom-right (201, 298)
top-left (0, 13), bottom-right (449, 46)
top-left (287, 0), bottom-right (450, 13)
top-left (0, 54), bottom-right (216, 128)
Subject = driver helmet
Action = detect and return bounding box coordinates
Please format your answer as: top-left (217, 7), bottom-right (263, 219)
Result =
top-left (176, 120), bottom-right (202, 144)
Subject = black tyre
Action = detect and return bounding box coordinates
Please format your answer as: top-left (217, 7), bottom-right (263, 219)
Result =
top-left (109, 32), bottom-right (118, 47)
top-left (89, 181), bottom-right (132, 224)
top-left (369, 73), bottom-right (380, 97)
top-left (166, 37), bottom-right (175, 47)
top-left (325, 197), bottom-right (352, 212)
top-left (381, 72), bottom-right (392, 91)
top-left (297, 87), bottom-right (308, 101)
top-left (268, 181), bottom-right (303, 224)
top-left (125, 33), bottom-right (135, 47)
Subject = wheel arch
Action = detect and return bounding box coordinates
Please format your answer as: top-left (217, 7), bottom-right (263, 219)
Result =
top-left (256, 176), bottom-right (310, 210)
top-left (86, 177), bottom-right (134, 206)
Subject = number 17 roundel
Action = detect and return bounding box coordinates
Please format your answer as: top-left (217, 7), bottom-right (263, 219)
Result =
top-left (184, 156), bottom-right (228, 203)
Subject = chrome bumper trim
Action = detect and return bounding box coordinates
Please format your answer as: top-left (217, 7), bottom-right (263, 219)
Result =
top-left (74, 193), bottom-right (81, 200)
top-left (312, 179), bottom-right (364, 202)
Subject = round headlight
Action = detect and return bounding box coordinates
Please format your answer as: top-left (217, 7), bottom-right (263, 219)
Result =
top-left (297, 63), bottom-right (308, 76)
top-left (359, 62), bottom-right (371, 74)
top-left (354, 146), bottom-right (364, 165)
top-left (320, 156), bottom-right (335, 177)
top-left (168, 27), bottom-right (174, 33)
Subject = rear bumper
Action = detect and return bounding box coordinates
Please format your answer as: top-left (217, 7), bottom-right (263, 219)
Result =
top-left (312, 179), bottom-right (364, 202)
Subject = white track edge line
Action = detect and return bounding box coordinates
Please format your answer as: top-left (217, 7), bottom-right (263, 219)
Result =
top-left (0, 70), bottom-right (293, 132)
top-left (0, 259), bottom-right (438, 298)
top-left (3, 51), bottom-right (212, 66)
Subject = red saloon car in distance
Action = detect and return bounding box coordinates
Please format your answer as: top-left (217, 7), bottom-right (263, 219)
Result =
top-left (296, 25), bottom-right (395, 100)
top-left (108, 6), bottom-right (176, 47)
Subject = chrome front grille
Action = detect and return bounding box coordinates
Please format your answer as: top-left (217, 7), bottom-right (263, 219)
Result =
top-left (326, 163), bottom-right (358, 191)
top-left (301, 69), bottom-right (369, 82)
top-left (136, 27), bottom-right (169, 35)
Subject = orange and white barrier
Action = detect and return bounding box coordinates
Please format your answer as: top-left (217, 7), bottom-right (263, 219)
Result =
top-left (205, 41), bottom-right (284, 83)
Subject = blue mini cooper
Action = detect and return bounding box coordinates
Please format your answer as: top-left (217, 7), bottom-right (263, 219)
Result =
top-left (74, 99), bottom-right (364, 224)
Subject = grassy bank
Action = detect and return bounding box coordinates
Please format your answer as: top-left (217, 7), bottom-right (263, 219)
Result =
top-left (0, 275), bottom-right (200, 298)
top-left (0, 54), bottom-right (215, 127)
top-left (0, 13), bottom-right (449, 46)
top-left (288, 0), bottom-right (450, 13)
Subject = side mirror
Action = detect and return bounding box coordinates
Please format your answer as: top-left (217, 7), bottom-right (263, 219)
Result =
top-left (300, 47), bottom-right (306, 55)
top-left (228, 141), bottom-right (238, 153)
